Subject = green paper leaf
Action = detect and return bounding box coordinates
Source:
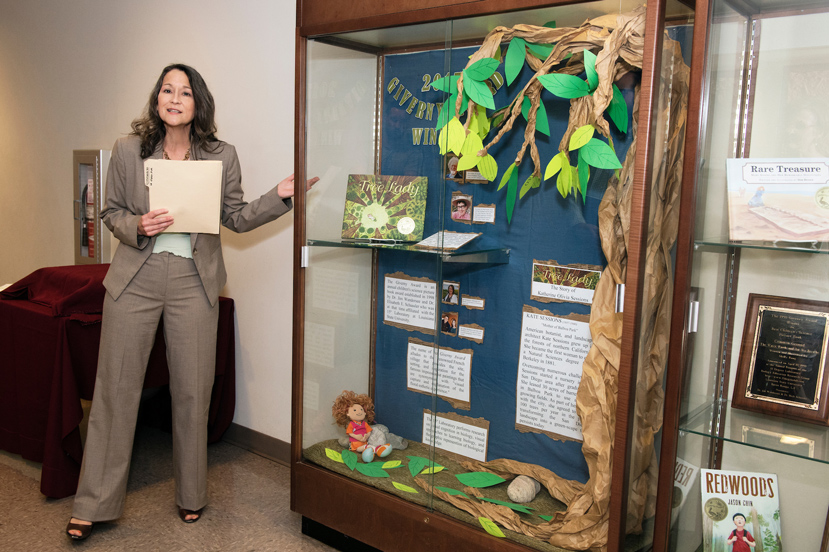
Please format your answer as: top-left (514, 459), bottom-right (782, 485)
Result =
top-left (407, 456), bottom-right (444, 476)
top-left (543, 20), bottom-right (556, 28)
top-left (490, 98), bottom-right (516, 130)
top-left (476, 105), bottom-right (491, 139)
top-left (537, 73), bottom-right (591, 99)
top-left (519, 96), bottom-right (550, 137)
top-left (570, 165), bottom-right (580, 195)
top-left (583, 49), bottom-right (598, 91)
top-left (519, 174), bottom-right (540, 199)
top-left (356, 463), bottom-right (389, 478)
top-left (526, 42), bottom-right (554, 60)
top-left (506, 167), bottom-right (518, 224)
top-left (479, 497), bottom-right (536, 514)
top-left (465, 58), bottom-right (500, 81)
top-left (477, 154), bottom-right (498, 181)
top-left (468, 110), bottom-right (480, 136)
top-left (539, 515), bottom-right (554, 522)
top-left (431, 74), bottom-right (459, 94)
top-left (456, 471), bottom-right (508, 489)
top-left (461, 132), bottom-right (484, 157)
top-left (407, 456), bottom-right (430, 478)
top-left (479, 517), bottom-right (506, 538)
top-left (520, 97), bottom-right (531, 121)
top-left (463, 76), bottom-right (495, 110)
top-left (341, 449), bottom-right (359, 471)
top-left (569, 124), bottom-right (595, 151)
top-left (608, 84), bottom-right (628, 134)
top-left (557, 162), bottom-right (572, 198)
top-left (325, 448), bottom-right (344, 463)
top-left (535, 98), bottom-right (550, 136)
top-left (544, 151), bottom-right (567, 181)
top-left (382, 460), bottom-right (402, 469)
top-left (498, 162), bottom-right (516, 191)
top-left (458, 132), bottom-right (483, 172)
top-left (457, 154), bottom-right (480, 172)
top-left (446, 117), bottom-right (466, 156)
top-left (438, 123), bottom-right (449, 154)
top-left (578, 153), bottom-right (590, 202)
top-left (459, 90), bottom-right (470, 114)
top-left (505, 38), bottom-right (526, 86)
top-left (491, 109), bottom-right (507, 129)
top-left (435, 95), bottom-right (455, 131)
top-left (435, 486), bottom-right (470, 498)
top-left (393, 481), bottom-right (419, 493)
top-left (580, 137), bottom-right (623, 169)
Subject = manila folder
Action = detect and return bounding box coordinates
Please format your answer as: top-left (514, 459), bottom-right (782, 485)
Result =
top-left (145, 159), bottom-right (223, 234)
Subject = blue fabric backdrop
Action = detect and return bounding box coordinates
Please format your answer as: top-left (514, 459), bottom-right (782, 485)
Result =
top-left (372, 44), bottom-right (636, 483)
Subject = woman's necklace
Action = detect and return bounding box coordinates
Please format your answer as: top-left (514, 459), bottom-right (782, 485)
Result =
top-left (163, 148), bottom-right (191, 160)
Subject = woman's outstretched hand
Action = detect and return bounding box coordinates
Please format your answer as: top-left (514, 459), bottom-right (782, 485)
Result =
top-left (138, 209), bottom-right (174, 236)
top-left (276, 174), bottom-right (319, 199)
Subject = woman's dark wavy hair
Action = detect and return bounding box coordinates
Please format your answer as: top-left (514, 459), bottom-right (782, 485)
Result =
top-left (131, 63), bottom-right (220, 159)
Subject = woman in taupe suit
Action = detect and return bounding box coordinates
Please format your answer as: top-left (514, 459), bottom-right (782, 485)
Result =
top-left (66, 63), bottom-right (316, 540)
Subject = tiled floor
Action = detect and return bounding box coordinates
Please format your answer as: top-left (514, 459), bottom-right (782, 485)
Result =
top-left (0, 425), bottom-right (336, 551)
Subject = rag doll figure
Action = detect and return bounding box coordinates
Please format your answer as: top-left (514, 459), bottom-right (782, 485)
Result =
top-left (332, 390), bottom-right (392, 463)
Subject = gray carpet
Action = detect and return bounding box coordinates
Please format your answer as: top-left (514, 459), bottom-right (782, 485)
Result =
top-left (0, 425), bottom-right (335, 551)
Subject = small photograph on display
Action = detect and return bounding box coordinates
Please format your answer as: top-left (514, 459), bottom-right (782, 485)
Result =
top-left (442, 281), bottom-right (460, 305)
top-left (440, 311), bottom-right (458, 335)
top-left (445, 154), bottom-right (462, 181)
top-left (451, 192), bottom-right (473, 222)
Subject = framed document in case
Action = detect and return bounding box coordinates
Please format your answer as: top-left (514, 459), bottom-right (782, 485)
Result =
top-left (733, 293), bottom-right (829, 426)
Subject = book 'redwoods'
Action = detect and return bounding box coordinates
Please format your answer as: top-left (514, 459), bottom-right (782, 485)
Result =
top-left (341, 174), bottom-right (427, 242)
top-left (700, 468), bottom-right (782, 552)
top-left (726, 158), bottom-right (829, 242)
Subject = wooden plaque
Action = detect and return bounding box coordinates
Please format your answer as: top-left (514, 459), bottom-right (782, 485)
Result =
top-left (733, 294), bottom-right (829, 426)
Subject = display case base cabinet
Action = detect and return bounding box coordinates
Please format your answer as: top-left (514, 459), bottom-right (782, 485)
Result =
top-left (292, 462), bottom-right (535, 552)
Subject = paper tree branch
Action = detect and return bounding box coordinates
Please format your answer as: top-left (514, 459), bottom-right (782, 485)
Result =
top-left (454, 8), bottom-right (644, 182)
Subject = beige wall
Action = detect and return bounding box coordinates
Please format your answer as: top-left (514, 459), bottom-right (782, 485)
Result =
top-left (0, 0), bottom-right (298, 441)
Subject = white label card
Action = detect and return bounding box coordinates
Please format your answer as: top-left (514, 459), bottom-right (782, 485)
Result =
top-left (422, 411), bottom-right (488, 462)
top-left (515, 309), bottom-right (591, 441)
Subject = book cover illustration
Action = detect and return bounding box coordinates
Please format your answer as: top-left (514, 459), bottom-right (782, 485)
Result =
top-left (700, 468), bottom-right (781, 552)
top-left (671, 457), bottom-right (698, 527)
top-left (341, 174), bottom-right (427, 241)
top-left (726, 158), bottom-right (829, 242)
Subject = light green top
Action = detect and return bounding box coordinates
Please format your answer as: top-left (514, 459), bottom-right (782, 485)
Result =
top-left (152, 232), bottom-right (193, 259)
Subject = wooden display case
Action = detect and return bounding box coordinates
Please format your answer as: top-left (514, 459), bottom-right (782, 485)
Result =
top-left (655, 1), bottom-right (829, 550)
top-left (292, 1), bottom-right (696, 551)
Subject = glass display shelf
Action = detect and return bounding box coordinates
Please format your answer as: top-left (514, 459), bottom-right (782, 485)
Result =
top-left (306, 235), bottom-right (510, 264)
top-left (680, 399), bottom-right (829, 464)
top-left (694, 237), bottom-right (829, 255)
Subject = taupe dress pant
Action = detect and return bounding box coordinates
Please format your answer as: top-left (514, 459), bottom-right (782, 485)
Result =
top-left (72, 252), bottom-right (218, 521)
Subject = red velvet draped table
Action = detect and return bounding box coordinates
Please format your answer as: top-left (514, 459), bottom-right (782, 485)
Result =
top-left (0, 264), bottom-right (236, 498)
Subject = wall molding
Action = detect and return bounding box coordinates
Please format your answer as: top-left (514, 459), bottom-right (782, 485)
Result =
top-left (221, 423), bottom-right (291, 467)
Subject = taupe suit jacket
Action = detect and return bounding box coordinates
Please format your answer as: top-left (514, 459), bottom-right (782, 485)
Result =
top-left (101, 135), bottom-right (292, 306)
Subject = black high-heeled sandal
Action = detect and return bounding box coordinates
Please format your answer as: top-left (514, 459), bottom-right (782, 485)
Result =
top-left (66, 519), bottom-right (94, 540)
top-left (178, 507), bottom-right (203, 523)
